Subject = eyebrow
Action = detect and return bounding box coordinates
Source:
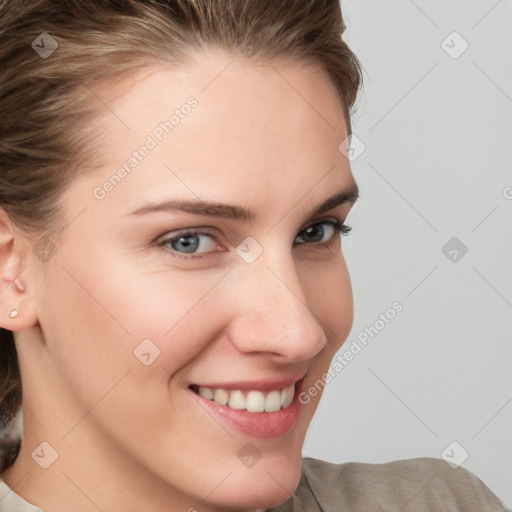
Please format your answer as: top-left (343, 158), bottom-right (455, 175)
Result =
top-left (128, 182), bottom-right (359, 222)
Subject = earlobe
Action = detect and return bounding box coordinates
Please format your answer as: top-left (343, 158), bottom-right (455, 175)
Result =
top-left (0, 208), bottom-right (39, 332)
top-left (3, 303), bottom-right (38, 333)
top-left (1, 298), bottom-right (38, 333)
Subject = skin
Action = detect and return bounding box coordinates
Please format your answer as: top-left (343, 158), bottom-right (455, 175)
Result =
top-left (0, 50), bottom-right (358, 512)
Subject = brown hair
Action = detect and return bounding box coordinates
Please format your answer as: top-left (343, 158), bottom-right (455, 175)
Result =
top-left (0, 0), bottom-right (362, 466)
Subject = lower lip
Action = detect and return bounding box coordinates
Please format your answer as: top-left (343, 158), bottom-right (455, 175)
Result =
top-left (188, 384), bottom-right (303, 439)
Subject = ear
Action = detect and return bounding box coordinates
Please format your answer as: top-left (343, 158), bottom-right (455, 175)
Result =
top-left (0, 207), bottom-right (39, 332)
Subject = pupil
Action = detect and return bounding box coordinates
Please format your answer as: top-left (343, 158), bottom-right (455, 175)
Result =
top-left (306, 225), bottom-right (323, 242)
top-left (172, 235), bottom-right (199, 253)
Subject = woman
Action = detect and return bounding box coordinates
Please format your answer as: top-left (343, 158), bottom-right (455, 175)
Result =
top-left (0, 1), bottom-right (508, 511)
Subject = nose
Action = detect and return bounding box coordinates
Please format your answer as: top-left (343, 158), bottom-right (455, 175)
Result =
top-left (225, 253), bottom-right (328, 363)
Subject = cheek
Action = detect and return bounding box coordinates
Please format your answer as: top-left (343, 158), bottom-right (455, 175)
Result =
top-left (38, 245), bottom-right (230, 385)
top-left (295, 255), bottom-right (352, 414)
top-left (301, 254), bottom-right (353, 352)
top-left (36, 247), bottom-right (232, 453)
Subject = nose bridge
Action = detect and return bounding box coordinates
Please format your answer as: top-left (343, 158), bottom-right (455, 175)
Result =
top-left (228, 253), bottom-right (327, 361)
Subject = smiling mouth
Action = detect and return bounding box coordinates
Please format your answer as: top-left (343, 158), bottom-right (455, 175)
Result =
top-left (189, 383), bottom-right (296, 413)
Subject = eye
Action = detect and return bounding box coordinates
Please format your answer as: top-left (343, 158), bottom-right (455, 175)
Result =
top-left (158, 219), bottom-right (352, 260)
top-left (159, 227), bottom-right (222, 259)
top-left (294, 219), bottom-right (351, 245)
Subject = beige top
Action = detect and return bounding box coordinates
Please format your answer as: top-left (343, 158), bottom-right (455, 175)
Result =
top-left (0, 457), bottom-right (509, 511)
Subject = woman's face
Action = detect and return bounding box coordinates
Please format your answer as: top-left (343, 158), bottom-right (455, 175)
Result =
top-left (14, 51), bottom-right (357, 511)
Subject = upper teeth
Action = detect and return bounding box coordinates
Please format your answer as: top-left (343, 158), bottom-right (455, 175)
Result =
top-left (195, 384), bottom-right (295, 412)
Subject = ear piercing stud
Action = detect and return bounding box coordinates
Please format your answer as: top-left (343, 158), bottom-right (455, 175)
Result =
top-left (8, 309), bottom-right (19, 319)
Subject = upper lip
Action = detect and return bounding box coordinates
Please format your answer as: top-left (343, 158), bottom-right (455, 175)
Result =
top-left (188, 373), bottom-right (306, 392)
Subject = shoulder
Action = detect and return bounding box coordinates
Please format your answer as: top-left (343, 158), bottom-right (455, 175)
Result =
top-left (269, 457), bottom-right (509, 512)
top-left (0, 477), bottom-right (44, 512)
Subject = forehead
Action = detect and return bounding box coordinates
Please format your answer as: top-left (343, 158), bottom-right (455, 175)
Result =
top-left (96, 50), bottom-right (347, 145)
top-left (74, 51), bottom-right (353, 221)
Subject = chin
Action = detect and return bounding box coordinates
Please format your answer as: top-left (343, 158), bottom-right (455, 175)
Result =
top-left (207, 447), bottom-right (304, 511)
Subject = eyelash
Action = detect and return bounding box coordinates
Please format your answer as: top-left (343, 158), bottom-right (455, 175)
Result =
top-left (158, 218), bottom-right (352, 260)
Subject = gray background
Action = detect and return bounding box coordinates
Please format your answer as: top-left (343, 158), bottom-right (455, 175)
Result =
top-left (303, 0), bottom-right (512, 507)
